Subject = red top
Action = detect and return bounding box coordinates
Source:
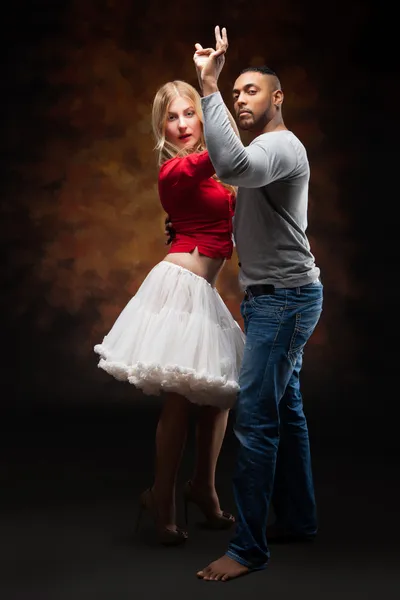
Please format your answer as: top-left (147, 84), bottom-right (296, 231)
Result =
top-left (158, 150), bottom-right (235, 259)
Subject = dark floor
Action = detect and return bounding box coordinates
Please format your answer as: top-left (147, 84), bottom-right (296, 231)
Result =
top-left (1, 400), bottom-right (399, 600)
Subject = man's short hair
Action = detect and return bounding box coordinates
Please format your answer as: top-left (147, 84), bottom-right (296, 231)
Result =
top-left (238, 66), bottom-right (281, 90)
top-left (239, 65), bottom-right (278, 78)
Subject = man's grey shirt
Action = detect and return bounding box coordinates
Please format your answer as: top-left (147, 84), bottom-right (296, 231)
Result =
top-left (201, 91), bottom-right (320, 290)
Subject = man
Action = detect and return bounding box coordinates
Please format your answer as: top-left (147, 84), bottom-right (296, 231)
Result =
top-left (167, 27), bottom-right (323, 581)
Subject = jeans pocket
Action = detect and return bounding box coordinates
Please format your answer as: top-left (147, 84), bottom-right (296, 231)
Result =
top-left (248, 295), bottom-right (283, 321)
top-left (288, 303), bottom-right (322, 365)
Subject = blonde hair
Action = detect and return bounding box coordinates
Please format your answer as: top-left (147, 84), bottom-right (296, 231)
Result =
top-left (152, 80), bottom-right (236, 195)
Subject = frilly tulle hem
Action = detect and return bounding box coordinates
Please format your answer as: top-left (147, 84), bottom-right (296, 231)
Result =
top-left (94, 344), bottom-right (238, 408)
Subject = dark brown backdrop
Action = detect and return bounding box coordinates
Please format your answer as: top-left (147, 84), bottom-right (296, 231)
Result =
top-left (1, 0), bottom-right (388, 444)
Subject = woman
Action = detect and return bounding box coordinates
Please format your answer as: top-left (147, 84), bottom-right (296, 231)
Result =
top-left (94, 80), bottom-right (245, 545)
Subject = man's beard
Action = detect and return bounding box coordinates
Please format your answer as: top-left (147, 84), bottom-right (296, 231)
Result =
top-left (238, 117), bottom-right (253, 130)
top-left (237, 112), bottom-right (268, 132)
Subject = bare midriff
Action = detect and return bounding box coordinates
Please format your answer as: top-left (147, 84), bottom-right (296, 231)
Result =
top-left (163, 247), bottom-right (225, 287)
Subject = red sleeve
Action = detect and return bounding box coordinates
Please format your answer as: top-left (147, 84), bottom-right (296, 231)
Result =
top-left (159, 150), bottom-right (215, 189)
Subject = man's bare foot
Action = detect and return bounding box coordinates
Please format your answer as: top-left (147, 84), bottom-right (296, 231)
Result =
top-left (196, 555), bottom-right (249, 581)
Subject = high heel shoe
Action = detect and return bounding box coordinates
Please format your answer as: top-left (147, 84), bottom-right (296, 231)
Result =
top-left (135, 488), bottom-right (188, 546)
top-left (183, 480), bottom-right (235, 530)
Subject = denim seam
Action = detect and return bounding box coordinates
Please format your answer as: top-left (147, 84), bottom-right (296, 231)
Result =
top-left (288, 298), bottom-right (322, 363)
top-left (225, 549), bottom-right (253, 569)
top-left (257, 292), bottom-right (287, 405)
top-left (225, 549), bottom-right (268, 571)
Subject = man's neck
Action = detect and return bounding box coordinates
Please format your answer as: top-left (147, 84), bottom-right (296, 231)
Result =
top-left (247, 118), bottom-right (287, 141)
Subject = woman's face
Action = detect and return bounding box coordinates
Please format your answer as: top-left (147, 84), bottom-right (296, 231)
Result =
top-left (164, 96), bottom-right (202, 150)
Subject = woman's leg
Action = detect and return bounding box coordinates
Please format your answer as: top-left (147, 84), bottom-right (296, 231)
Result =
top-left (190, 406), bottom-right (230, 514)
top-left (152, 392), bottom-right (190, 528)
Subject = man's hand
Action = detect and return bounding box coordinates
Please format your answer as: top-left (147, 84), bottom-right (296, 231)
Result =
top-left (164, 216), bottom-right (175, 245)
top-left (193, 26), bottom-right (228, 94)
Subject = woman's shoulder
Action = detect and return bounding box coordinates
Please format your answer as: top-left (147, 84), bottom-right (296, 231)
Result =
top-left (160, 149), bottom-right (209, 168)
top-left (158, 150), bottom-right (212, 183)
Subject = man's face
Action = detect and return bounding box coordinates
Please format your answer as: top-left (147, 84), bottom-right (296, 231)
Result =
top-left (232, 72), bottom-right (278, 131)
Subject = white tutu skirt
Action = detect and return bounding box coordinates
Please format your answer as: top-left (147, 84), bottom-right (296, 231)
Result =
top-left (94, 261), bottom-right (245, 408)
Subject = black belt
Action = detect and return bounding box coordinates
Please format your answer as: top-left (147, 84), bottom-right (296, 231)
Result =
top-left (245, 284), bottom-right (275, 298)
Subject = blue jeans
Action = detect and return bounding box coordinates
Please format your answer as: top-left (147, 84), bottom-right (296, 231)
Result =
top-left (226, 280), bottom-right (323, 570)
